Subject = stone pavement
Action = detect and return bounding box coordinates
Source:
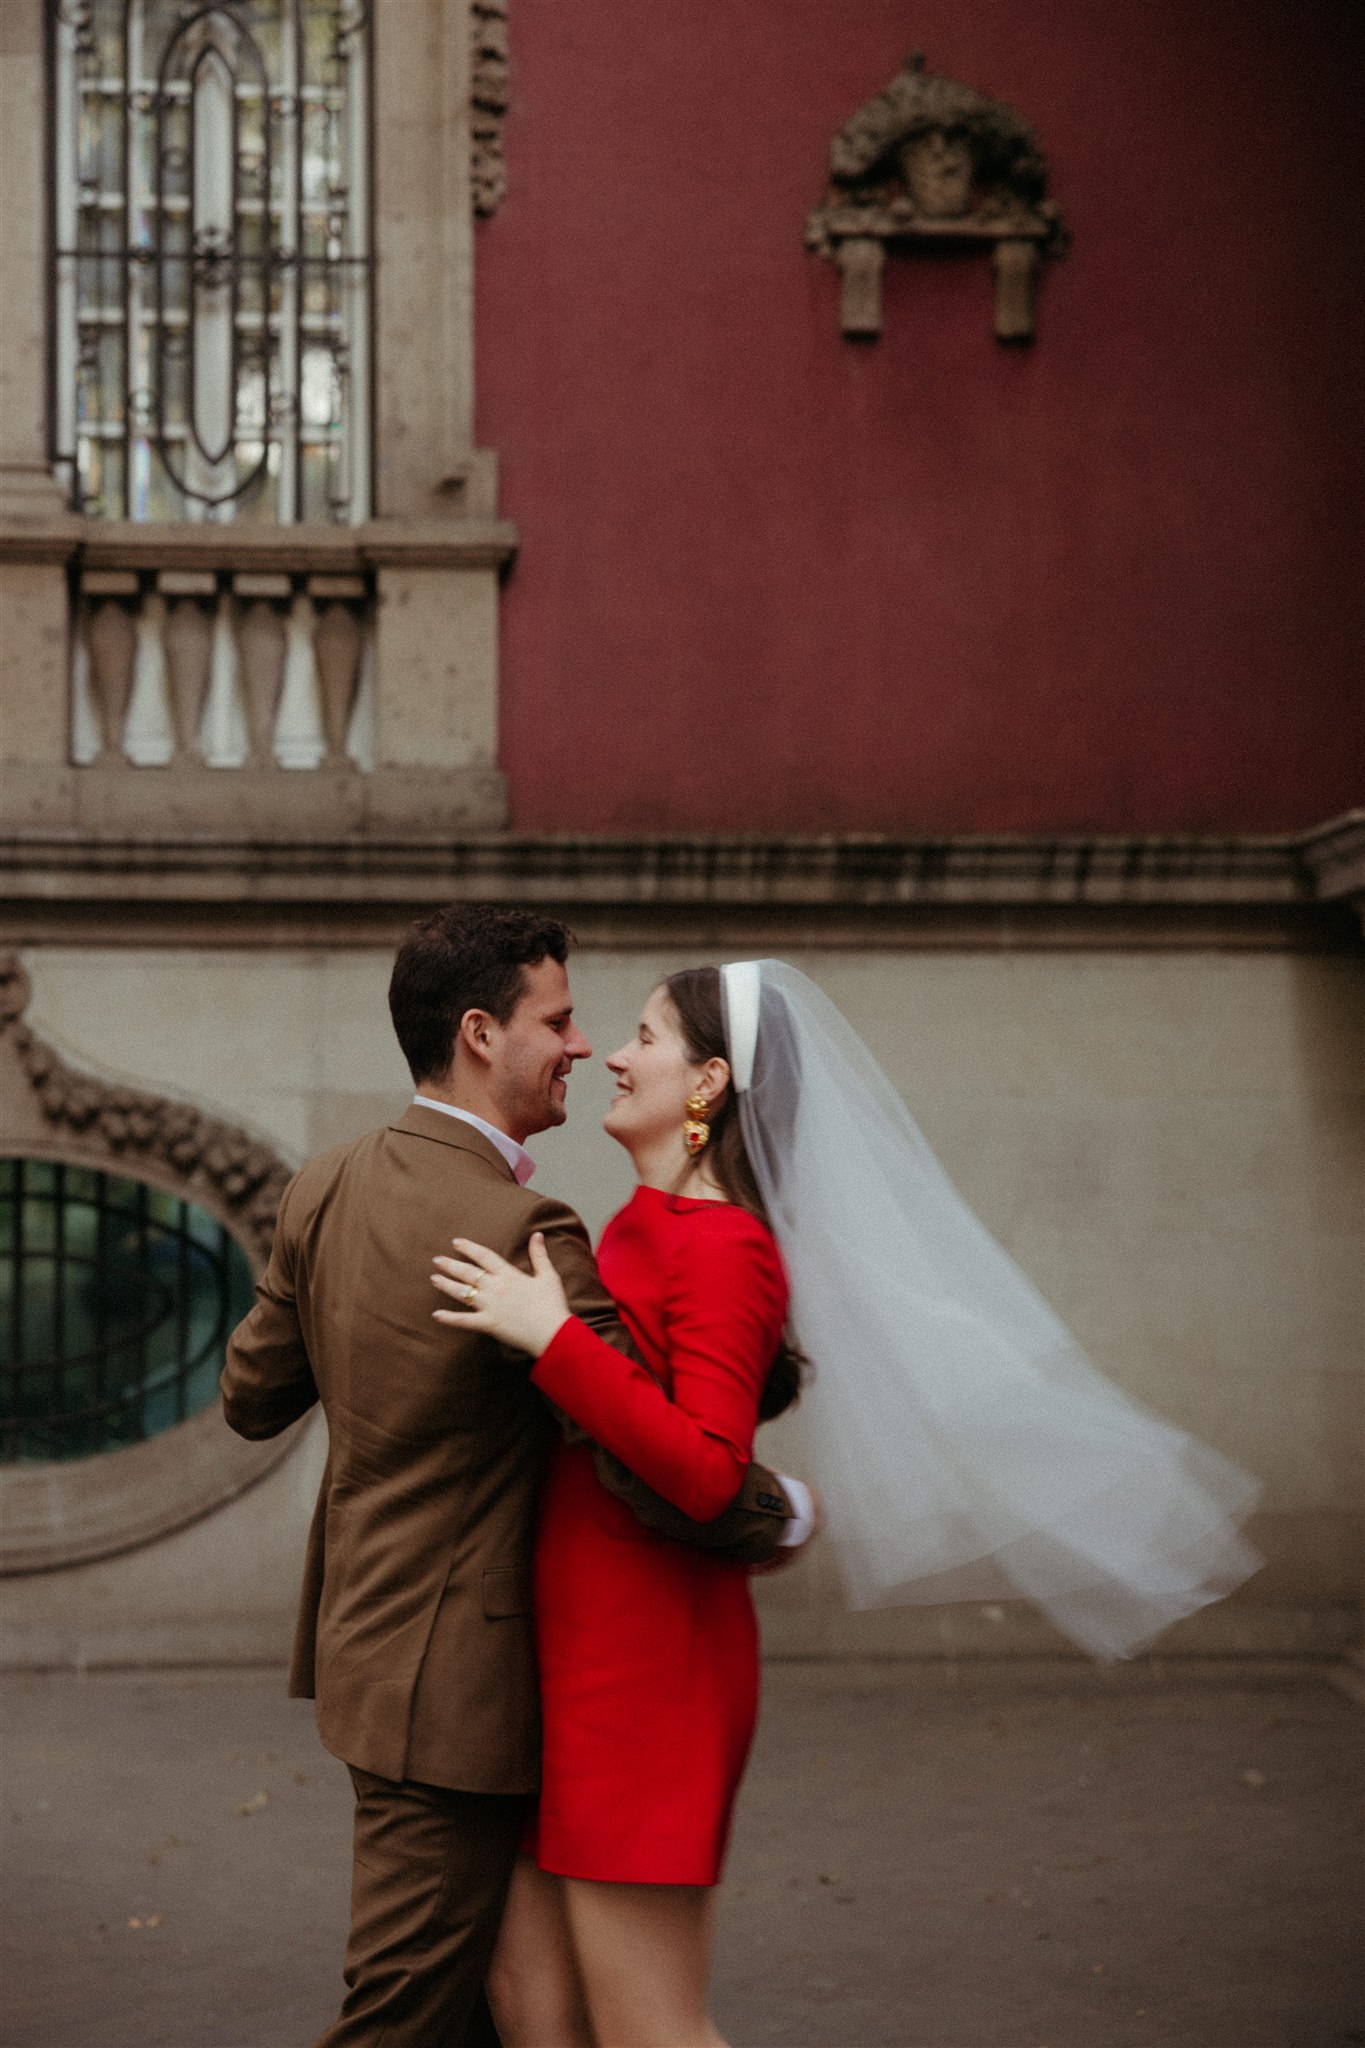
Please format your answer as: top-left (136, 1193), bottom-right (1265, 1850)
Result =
top-left (1, 1660), bottom-right (1361, 2048)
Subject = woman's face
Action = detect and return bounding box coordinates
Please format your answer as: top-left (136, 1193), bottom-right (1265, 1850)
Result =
top-left (603, 986), bottom-right (705, 1156)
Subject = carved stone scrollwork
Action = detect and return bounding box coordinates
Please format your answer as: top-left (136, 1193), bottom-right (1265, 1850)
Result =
top-left (0, 952), bottom-right (307, 1575)
top-left (806, 51), bottom-right (1068, 343)
top-left (0, 952), bottom-right (290, 1265)
top-left (471, 0), bottom-right (510, 217)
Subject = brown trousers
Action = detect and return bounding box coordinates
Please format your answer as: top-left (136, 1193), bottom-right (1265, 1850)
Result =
top-left (314, 1767), bottom-right (528, 2048)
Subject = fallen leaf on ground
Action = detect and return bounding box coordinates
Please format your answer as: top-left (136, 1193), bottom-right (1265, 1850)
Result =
top-left (236, 1790), bottom-right (270, 1816)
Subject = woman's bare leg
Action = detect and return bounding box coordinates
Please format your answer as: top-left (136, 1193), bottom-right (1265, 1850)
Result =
top-left (487, 1859), bottom-right (594, 2048)
top-left (562, 1879), bottom-right (728, 2048)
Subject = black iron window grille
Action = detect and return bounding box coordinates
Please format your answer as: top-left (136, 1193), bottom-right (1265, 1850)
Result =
top-left (48, 1), bottom-right (373, 524)
top-left (0, 1158), bottom-right (256, 1463)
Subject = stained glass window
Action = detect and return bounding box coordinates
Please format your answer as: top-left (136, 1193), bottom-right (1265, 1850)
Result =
top-left (49, 1), bottom-right (373, 523)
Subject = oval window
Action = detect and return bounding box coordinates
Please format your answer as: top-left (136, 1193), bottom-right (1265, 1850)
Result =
top-left (0, 1159), bottom-right (255, 1463)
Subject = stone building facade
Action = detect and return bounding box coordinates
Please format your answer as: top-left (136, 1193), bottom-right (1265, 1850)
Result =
top-left (1, 0), bottom-right (1361, 1668)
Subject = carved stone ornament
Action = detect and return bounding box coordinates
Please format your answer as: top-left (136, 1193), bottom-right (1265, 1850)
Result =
top-left (0, 953), bottom-right (291, 1266)
top-left (471, 0), bottom-right (510, 217)
top-left (0, 952), bottom-right (302, 1575)
top-left (805, 51), bottom-right (1069, 342)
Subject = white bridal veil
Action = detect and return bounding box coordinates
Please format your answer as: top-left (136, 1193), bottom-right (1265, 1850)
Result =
top-left (720, 959), bottom-right (1261, 1660)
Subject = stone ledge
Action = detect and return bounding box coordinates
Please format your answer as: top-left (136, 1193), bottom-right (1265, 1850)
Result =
top-left (2, 821), bottom-right (1361, 950)
top-left (0, 516), bottom-right (519, 574)
top-left (1, 763), bottom-right (510, 840)
top-left (0, 823), bottom-right (1326, 897)
top-left (1299, 810), bottom-right (1365, 908)
top-left (0, 822), bottom-right (1349, 902)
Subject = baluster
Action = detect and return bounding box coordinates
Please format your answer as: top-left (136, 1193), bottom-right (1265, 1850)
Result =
top-left (346, 626), bottom-right (377, 773)
top-left (314, 595), bottom-right (365, 765)
top-left (82, 574), bottom-right (138, 761)
top-left (200, 589), bottom-right (249, 768)
top-left (274, 590), bottom-right (326, 769)
top-left (123, 591), bottom-right (177, 766)
top-left (69, 604), bottom-right (102, 766)
top-left (234, 575), bottom-right (289, 765)
top-left (160, 573), bottom-right (215, 762)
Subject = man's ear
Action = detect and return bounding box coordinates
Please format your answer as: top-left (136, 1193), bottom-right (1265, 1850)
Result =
top-left (456, 1007), bottom-right (497, 1070)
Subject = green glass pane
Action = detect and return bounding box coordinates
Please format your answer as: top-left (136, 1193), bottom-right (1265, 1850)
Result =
top-left (1, 1159), bottom-right (255, 1462)
top-left (18, 1367), bottom-right (54, 1423)
top-left (22, 1199), bottom-right (57, 1255)
top-left (229, 1255), bottom-right (256, 1323)
top-left (60, 1204), bottom-right (99, 1261)
top-left (139, 1381), bottom-right (179, 1439)
top-left (183, 1352), bottom-right (225, 1414)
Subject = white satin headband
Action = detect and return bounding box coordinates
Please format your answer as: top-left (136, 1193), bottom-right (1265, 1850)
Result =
top-left (720, 960), bottom-right (762, 1093)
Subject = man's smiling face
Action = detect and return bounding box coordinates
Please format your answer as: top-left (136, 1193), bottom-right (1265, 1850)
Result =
top-left (484, 955), bottom-right (591, 1142)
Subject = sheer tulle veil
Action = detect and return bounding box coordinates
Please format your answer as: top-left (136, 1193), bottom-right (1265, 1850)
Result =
top-left (720, 959), bottom-right (1261, 1660)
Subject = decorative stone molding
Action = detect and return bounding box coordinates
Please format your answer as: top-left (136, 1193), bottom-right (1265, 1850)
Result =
top-left (806, 51), bottom-right (1068, 341)
top-left (471, 0), bottom-right (510, 216)
top-left (0, 954), bottom-right (290, 1266)
top-left (0, 517), bottom-right (518, 575)
top-left (1298, 810), bottom-right (1365, 931)
top-left (1, 825), bottom-right (1359, 954)
top-left (0, 951), bottom-right (302, 1575)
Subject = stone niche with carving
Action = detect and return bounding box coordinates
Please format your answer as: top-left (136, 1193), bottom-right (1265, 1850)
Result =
top-left (806, 52), bottom-right (1068, 343)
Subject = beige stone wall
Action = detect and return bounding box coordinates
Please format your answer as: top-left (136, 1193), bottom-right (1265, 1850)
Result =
top-left (2, 942), bottom-right (1360, 1665)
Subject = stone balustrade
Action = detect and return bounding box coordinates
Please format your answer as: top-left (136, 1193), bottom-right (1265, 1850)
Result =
top-left (0, 516), bottom-right (515, 839)
top-left (71, 569), bottom-right (376, 774)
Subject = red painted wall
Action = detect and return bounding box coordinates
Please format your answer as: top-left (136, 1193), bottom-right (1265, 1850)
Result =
top-left (475, 1), bottom-right (1364, 834)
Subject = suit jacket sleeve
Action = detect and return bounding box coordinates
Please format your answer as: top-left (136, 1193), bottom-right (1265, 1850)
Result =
top-left (530, 1201), bottom-right (794, 1564)
top-left (220, 1175), bottom-right (319, 1439)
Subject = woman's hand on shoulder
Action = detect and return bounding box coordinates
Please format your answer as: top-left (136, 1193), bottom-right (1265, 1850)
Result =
top-left (432, 1231), bottom-right (572, 1359)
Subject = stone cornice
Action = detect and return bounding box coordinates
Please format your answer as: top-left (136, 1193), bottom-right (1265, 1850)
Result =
top-left (1298, 810), bottom-right (1365, 908)
top-left (0, 825), bottom-right (1343, 901)
top-left (1, 822), bottom-right (1360, 950)
top-left (0, 516), bottom-right (519, 574)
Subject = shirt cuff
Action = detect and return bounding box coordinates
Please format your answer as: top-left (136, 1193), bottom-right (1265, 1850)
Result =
top-left (776, 1475), bottom-right (815, 1548)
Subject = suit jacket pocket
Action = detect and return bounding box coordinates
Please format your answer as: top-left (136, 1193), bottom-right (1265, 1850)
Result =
top-left (483, 1565), bottom-right (533, 1619)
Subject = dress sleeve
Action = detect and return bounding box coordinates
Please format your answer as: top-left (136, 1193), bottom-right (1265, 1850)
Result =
top-left (529, 1211), bottom-right (787, 1522)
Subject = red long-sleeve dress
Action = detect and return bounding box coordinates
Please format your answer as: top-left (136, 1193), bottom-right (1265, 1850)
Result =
top-left (524, 1184), bottom-right (788, 1886)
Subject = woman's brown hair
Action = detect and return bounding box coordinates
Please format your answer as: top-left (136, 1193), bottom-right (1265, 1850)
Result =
top-left (663, 967), bottom-right (804, 1421)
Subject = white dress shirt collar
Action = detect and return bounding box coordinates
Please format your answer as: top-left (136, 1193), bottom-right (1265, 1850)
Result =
top-left (411, 1096), bottom-right (537, 1186)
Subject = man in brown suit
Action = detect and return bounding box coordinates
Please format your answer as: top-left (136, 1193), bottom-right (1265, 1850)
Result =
top-left (221, 908), bottom-right (810, 2047)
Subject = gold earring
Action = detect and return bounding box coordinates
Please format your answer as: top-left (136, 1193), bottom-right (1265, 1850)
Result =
top-left (682, 1093), bottom-right (711, 1157)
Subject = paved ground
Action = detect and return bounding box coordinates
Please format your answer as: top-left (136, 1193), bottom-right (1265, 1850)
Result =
top-left (0, 1660), bottom-right (1361, 2048)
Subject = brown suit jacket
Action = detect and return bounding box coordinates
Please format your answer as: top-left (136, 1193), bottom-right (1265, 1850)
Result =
top-left (221, 1105), bottom-right (793, 1795)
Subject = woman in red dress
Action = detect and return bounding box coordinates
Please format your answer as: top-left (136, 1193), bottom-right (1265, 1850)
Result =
top-left (432, 967), bottom-right (805, 2048)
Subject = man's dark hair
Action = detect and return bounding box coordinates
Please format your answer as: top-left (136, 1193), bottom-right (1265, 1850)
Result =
top-left (388, 906), bottom-right (573, 1085)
